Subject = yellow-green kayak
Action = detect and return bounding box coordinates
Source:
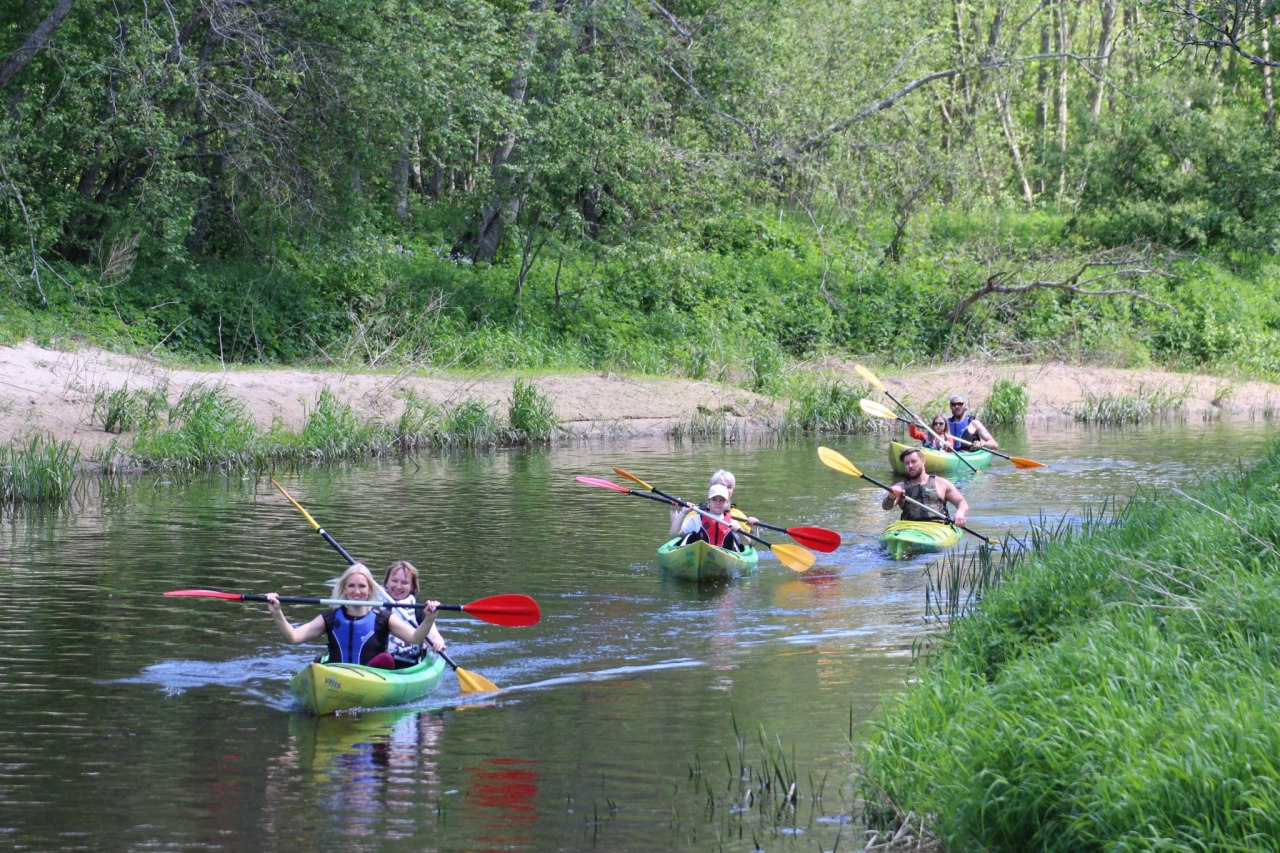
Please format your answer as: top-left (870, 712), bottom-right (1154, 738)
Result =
top-left (656, 537), bottom-right (758, 582)
top-left (290, 653), bottom-right (447, 715)
top-left (889, 440), bottom-right (992, 475)
top-left (879, 520), bottom-right (962, 560)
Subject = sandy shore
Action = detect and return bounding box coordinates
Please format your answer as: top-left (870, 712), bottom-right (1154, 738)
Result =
top-left (1, 343), bottom-right (1277, 454)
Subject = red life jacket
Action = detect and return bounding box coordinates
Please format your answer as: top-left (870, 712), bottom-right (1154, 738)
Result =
top-left (908, 424), bottom-right (954, 451)
top-left (700, 512), bottom-right (735, 547)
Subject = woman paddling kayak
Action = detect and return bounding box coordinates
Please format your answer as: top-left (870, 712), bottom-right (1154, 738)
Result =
top-left (266, 563), bottom-right (440, 669)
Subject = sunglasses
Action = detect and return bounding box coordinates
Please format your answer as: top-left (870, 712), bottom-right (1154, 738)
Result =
top-left (949, 402), bottom-right (965, 406)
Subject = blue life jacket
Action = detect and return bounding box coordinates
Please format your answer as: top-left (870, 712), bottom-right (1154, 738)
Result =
top-left (322, 607), bottom-right (391, 665)
top-left (947, 414), bottom-right (973, 441)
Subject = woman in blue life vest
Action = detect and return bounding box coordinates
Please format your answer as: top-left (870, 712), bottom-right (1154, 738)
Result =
top-left (945, 394), bottom-right (998, 450)
top-left (677, 483), bottom-right (747, 551)
top-left (265, 563), bottom-right (440, 669)
top-left (908, 415), bottom-right (956, 452)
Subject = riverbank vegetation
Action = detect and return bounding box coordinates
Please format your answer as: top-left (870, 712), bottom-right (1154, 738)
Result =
top-left (3, 2), bottom-right (1280, 388)
top-left (859, 439), bottom-right (1280, 848)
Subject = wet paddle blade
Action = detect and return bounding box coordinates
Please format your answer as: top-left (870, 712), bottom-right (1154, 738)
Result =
top-left (817, 446), bottom-right (862, 478)
top-left (458, 593), bottom-right (541, 628)
top-left (611, 467), bottom-right (654, 491)
top-left (1009, 456), bottom-right (1045, 469)
top-left (164, 589), bottom-right (244, 600)
top-left (455, 666), bottom-right (500, 694)
top-left (785, 526), bottom-right (842, 552)
top-left (853, 364), bottom-right (886, 393)
top-left (858, 398), bottom-right (900, 421)
top-left (271, 479), bottom-right (322, 531)
top-left (770, 542), bottom-right (816, 572)
top-left (438, 649), bottom-right (500, 694)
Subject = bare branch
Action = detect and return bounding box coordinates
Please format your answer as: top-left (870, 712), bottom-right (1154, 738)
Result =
top-left (0, 0), bottom-right (78, 91)
top-left (947, 245), bottom-right (1180, 322)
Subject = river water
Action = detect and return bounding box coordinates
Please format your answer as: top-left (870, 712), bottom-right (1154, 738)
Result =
top-left (0, 418), bottom-right (1272, 851)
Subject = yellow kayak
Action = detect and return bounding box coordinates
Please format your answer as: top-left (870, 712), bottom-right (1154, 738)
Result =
top-left (889, 440), bottom-right (992, 475)
top-left (879, 520), bottom-right (962, 560)
top-left (290, 653), bottom-right (448, 715)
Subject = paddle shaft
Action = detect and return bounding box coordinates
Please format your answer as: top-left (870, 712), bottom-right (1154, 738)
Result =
top-left (648, 485), bottom-right (776, 551)
top-left (860, 469), bottom-right (994, 545)
top-left (885, 389), bottom-right (978, 474)
top-left (272, 483), bottom-right (486, 685)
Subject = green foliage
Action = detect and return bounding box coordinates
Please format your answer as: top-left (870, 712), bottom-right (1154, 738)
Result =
top-left (1071, 385), bottom-right (1190, 425)
top-left (506, 379), bottom-right (559, 442)
top-left (861, 443), bottom-right (1280, 849)
top-left (92, 384), bottom-right (168, 434)
top-left (979, 379), bottom-right (1028, 426)
top-left (0, 434), bottom-right (80, 506)
top-left (778, 380), bottom-right (878, 434)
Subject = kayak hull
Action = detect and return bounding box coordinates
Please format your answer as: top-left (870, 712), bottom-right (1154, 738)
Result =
top-left (880, 520), bottom-right (962, 560)
top-left (657, 537), bottom-right (758, 582)
top-left (290, 654), bottom-right (448, 715)
top-left (889, 440), bottom-right (992, 475)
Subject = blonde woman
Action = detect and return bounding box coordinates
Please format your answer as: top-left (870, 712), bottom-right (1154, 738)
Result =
top-left (266, 563), bottom-right (439, 669)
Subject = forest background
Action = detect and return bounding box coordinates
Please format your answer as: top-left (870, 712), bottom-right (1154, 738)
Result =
top-left (1, 0), bottom-right (1278, 389)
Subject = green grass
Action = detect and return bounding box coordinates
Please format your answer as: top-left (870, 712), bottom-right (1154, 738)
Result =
top-left (860, 439), bottom-right (1280, 849)
top-left (1070, 385), bottom-right (1190, 425)
top-left (0, 433), bottom-right (80, 506)
top-left (506, 379), bottom-right (559, 442)
top-left (777, 379), bottom-right (879, 434)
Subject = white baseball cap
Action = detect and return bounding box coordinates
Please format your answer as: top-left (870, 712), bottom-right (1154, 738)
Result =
top-left (708, 484), bottom-right (731, 500)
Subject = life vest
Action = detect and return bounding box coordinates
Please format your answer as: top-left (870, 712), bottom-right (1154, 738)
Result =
top-left (700, 512), bottom-right (736, 547)
top-left (909, 424), bottom-right (953, 451)
top-left (946, 413), bottom-right (973, 441)
top-left (695, 501), bottom-right (752, 534)
top-left (386, 598), bottom-right (424, 666)
top-left (322, 607), bottom-right (392, 665)
top-left (901, 475), bottom-right (950, 523)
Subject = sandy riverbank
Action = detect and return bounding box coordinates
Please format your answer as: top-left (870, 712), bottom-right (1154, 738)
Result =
top-left (1, 343), bottom-right (1277, 454)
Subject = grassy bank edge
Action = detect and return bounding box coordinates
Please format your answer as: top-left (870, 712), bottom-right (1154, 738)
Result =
top-left (858, 439), bottom-right (1280, 848)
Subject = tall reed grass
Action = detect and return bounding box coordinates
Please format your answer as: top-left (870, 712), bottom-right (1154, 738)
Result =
top-left (778, 379), bottom-right (879, 434)
top-left (0, 434), bottom-right (80, 506)
top-left (861, 441), bottom-right (1280, 849)
top-left (1070, 385), bottom-right (1189, 425)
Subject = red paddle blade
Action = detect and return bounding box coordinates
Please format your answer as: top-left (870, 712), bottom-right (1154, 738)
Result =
top-left (786, 526), bottom-right (842, 552)
top-left (163, 589), bottom-right (244, 600)
top-left (461, 593), bottom-right (541, 627)
top-left (574, 475), bottom-right (630, 493)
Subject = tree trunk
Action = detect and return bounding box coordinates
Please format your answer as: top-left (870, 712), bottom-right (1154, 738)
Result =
top-left (1092, 0), bottom-right (1115, 118)
top-left (1055, 0), bottom-right (1069, 196)
top-left (1265, 20), bottom-right (1276, 127)
top-left (0, 0), bottom-right (78, 91)
top-left (467, 0), bottom-right (544, 264)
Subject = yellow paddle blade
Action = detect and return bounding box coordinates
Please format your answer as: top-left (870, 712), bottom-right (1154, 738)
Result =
top-left (853, 364), bottom-right (886, 393)
top-left (771, 542), bottom-right (816, 572)
top-left (271, 479), bottom-right (322, 531)
top-left (612, 467), bottom-right (654, 492)
top-left (859, 398), bottom-right (899, 420)
top-left (455, 666), bottom-right (500, 694)
top-left (817, 446), bottom-right (862, 478)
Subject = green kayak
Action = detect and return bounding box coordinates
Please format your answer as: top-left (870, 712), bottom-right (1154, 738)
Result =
top-left (657, 537), bottom-right (758, 582)
top-left (889, 440), bottom-right (992, 475)
top-left (290, 653), bottom-right (448, 715)
top-left (879, 520), bottom-right (962, 560)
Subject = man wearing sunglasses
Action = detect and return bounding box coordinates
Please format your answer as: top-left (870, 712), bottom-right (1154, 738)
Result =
top-left (946, 394), bottom-right (998, 450)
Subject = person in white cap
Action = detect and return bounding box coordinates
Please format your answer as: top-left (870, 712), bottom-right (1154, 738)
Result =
top-left (668, 469), bottom-right (757, 534)
top-left (945, 394), bottom-right (998, 450)
top-left (677, 483), bottom-right (747, 551)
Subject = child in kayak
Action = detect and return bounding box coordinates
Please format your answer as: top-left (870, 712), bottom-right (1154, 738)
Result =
top-left (667, 469), bottom-right (757, 534)
top-left (677, 483), bottom-right (747, 551)
top-left (266, 563), bottom-right (440, 669)
top-left (383, 560), bottom-right (447, 669)
top-left (909, 415), bottom-right (956, 452)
